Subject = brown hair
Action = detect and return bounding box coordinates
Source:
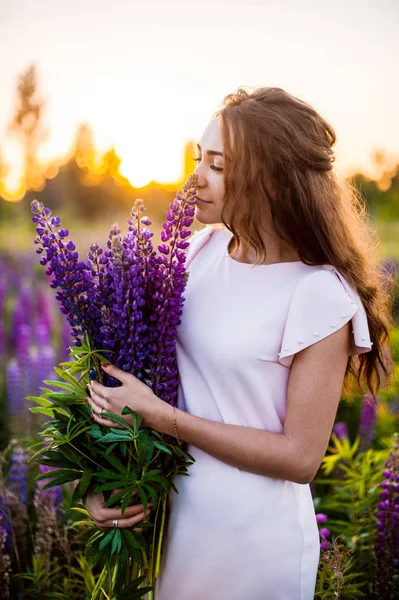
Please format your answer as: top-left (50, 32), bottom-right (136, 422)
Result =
top-left (212, 86), bottom-right (394, 399)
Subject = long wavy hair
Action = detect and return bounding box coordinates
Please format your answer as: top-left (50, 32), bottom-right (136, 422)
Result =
top-left (212, 86), bottom-right (395, 399)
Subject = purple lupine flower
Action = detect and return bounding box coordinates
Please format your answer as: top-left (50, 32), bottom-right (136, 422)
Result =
top-left (359, 393), bottom-right (377, 451)
top-left (8, 447), bottom-right (28, 507)
top-left (146, 175), bottom-right (198, 406)
top-left (316, 512), bottom-right (331, 550)
top-left (374, 432), bottom-right (399, 598)
top-left (98, 215), bottom-right (152, 381)
top-left (31, 200), bottom-right (103, 349)
top-left (31, 173), bottom-right (198, 405)
top-left (320, 540), bottom-right (330, 550)
top-left (15, 323), bottom-right (32, 363)
top-left (0, 497), bottom-right (12, 551)
top-left (0, 275), bottom-right (6, 316)
top-left (333, 422), bottom-right (348, 441)
top-left (0, 515), bottom-right (11, 599)
top-left (35, 323), bottom-right (51, 348)
top-left (316, 513), bottom-right (328, 524)
top-left (34, 464), bottom-right (62, 517)
top-left (0, 322), bottom-right (5, 360)
top-left (6, 359), bottom-right (24, 416)
top-left (319, 527), bottom-right (331, 538)
top-left (35, 286), bottom-right (53, 335)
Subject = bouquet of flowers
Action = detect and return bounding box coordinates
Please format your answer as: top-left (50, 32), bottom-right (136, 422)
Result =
top-left (28, 174), bottom-right (198, 599)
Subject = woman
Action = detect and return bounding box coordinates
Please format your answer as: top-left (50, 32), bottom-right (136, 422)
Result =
top-left (85, 87), bottom-right (394, 599)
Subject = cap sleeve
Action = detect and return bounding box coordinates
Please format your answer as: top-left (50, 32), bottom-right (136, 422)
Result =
top-left (278, 265), bottom-right (372, 368)
top-left (185, 226), bottom-right (215, 269)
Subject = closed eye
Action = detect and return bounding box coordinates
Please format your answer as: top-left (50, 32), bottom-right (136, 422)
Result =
top-left (192, 157), bottom-right (223, 172)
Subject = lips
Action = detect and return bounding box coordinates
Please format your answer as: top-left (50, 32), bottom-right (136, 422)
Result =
top-left (195, 197), bottom-right (212, 203)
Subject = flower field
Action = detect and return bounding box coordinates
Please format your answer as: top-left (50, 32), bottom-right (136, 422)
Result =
top-left (0, 221), bottom-right (398, 598)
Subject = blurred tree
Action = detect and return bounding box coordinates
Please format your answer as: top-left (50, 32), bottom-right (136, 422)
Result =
top-left (351, 164), bottom-right (399, 220)
top-left (73, 123), bottom-right (96, 171)
top-left (0, 145), bottom-right (10, 199)
top-left (97, 146), bottom-right (130, 186)
top-left (7, 63), bottom-right (48, 193)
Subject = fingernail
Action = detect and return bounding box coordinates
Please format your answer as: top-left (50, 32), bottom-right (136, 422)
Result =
top-left (100, 362), bottom-right (107, 368)
top-left (90, 413), bottom-right (94, 419)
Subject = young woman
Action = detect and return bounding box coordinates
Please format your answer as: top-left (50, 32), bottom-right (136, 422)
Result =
top-left (85, 87), bottom-right (393, 599)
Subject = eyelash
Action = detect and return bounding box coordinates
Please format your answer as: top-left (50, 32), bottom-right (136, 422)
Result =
top-left (192, 157), bottom-right (223, 172)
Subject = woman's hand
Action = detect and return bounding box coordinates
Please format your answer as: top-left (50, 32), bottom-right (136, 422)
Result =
top-left (86, 362), bottom-right (169, 429)
top-left (85, 490), bottom-right (154, 531)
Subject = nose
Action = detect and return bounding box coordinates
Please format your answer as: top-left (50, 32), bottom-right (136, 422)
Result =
top-left (193, 169), bottom-right (206, 188)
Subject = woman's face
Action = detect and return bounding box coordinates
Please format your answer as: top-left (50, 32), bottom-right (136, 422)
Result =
top-left (193, 115), bottom-right (225, 225)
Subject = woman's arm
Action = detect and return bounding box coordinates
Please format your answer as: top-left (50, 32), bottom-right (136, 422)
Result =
top-left (152, 322), bottom-right (351, 484)
top-left (88, 322), bottom-right (350, 485)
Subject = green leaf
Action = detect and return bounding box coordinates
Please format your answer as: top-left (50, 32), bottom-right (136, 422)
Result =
top-left (100, 412), bottom-right (135, 432)
top-left (99, 529), bottom-right (115, 551)
top-left (141, 483), bottom-right (158, 506)
top-left (36, 468), bottom-right (80, 481)
top-left (80, 469), bottom-right (92, 497)
top-left (111, 529), bottom-right (121, 555)
top-left (153, 440), bottom-right (172, 455)
top-left (103, 488), bottom-right (128, 508)
top-left (26, 395), bottom-right (53, 408)
top-left (102, 453), bottom-right (126, 474)
top-left (29, 407), bottom-right (55, 417)
top-left (54, 367), bottom-right (86, 393)
top-left (137, 434), bottom-right (154, 467)
top-left (121, 487), bottom-right (136, 515)
top-left (138, 486), bottom-right (148, 513)
top-left (42, 471), bottom-right (82, 489)
top-left (43, 379), bottom-right (85, 394)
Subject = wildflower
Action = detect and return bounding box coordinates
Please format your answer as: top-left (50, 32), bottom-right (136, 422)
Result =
top-left (316, 513), bottom-right (328, 524)
top-left (6, 359), bottom-right (24, 417)
top-left (316, 512), bottom-right (331, 551)
top-left (8, 447), bottom-right (28, 507)
top-left (0, 516), bottom-right (11, 600)
top-left (359, 393), bottom-right (377, 451)
top-left (374, 432), bottom-right (399, 599)
top-left (332, 422), bottom-right (348, 441)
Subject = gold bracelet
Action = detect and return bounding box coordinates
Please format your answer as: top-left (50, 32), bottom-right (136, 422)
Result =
top-left (173, 406), bottom-right (181, 444)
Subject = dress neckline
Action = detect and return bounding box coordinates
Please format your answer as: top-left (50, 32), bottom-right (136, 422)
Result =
top-left (221, 228), bottom-right (303, 268)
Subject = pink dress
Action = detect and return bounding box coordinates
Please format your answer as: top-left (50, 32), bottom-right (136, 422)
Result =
top-left (154, 225), bottom-right (372, 600)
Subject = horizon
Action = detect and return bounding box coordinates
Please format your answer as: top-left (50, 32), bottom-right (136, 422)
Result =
top-left (0, 0), bottom-right (398, 200)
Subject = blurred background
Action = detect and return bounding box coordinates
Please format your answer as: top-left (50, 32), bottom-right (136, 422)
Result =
top-left (1, 0), bottom-right (399, 454)
top-left (0, 0), bottom-right (399, 596)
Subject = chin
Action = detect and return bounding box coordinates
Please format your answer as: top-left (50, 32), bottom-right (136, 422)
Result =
top-left (194, 207), bottom-right (222, 226)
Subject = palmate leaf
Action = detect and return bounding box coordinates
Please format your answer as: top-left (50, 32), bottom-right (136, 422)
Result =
top-left (26, 395), bottom-right (53, 408)
top-left (153, 440), bottom-right (172, 455)
top-left (54, 366), bottom-right (87, 393)
top-left (100, 412), bottom-right (135, 432)
top-left (137, 434), bottom-right (155, 467)
top-left (43, 379), bottom-right (85, 394)
top-left (42, 471), bottom-right (82, 489)
top-left (114, 576), bottom-right (153, 600)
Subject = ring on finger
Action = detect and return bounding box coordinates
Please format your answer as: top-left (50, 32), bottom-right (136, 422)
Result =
top-left (112, 518), bottom-right (119, 528)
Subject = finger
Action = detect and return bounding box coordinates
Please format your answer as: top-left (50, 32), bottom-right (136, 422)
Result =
top-left (93, 501), bottom-right (153, 522)
top-left (100, 362), bottom-right (129, 385)
top-left (89, 379), bottom-right (109, 400)
top-left (98, 507), bottom-right (153, 529)
top-left (90, 412), bottom-right (121, 428)
top-left (93, 502), bottom-right (154, 523)
top-left (86, 394), bottom-right (107, 415)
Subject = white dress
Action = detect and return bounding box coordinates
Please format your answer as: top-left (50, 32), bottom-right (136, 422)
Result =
top-left (154, 225), bottom-right (372, 600)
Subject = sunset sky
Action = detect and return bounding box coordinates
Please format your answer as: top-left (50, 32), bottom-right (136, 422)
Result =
top-left (0, 0), bottom-right (398, 195)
